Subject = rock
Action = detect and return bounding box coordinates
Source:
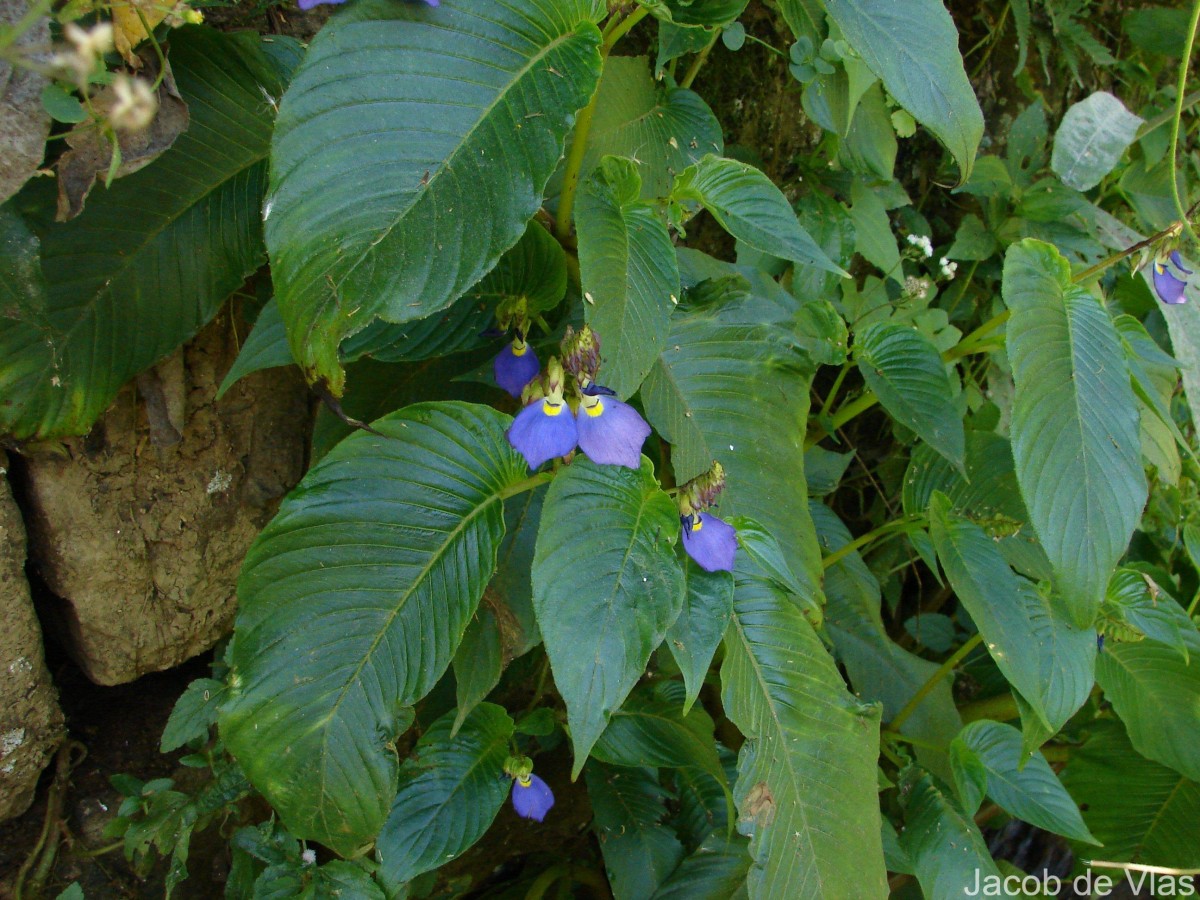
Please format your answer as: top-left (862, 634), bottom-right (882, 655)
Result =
top-left (0, 450), bottom-right (65, 821)
top-left (21, 314), bottom-right (310, 685)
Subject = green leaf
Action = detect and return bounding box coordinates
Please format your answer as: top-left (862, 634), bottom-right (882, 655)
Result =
top-left (813, 503), bottom-right (961, 775)
top-left (667, 558), bottom-right (734, 713)
top-left (40, 83), bottom-right (87, 123)
top-left (160, 678), bottom-right (228, 753)
top-left (638, 0), bottom-right (749, 27)
top-left (579, 157), bottom-right (680, 399)
top-left (855, 322), bottom-right (965, 472)
top-left (721, 567), bottom-right (887, 897)
top-left (898, 767), bottom-right (1001, 899)
top-left (451, 607), bottom-right (504, 736)
top-left (344, 222), bottom-right (568, 363)
top-left (1051, 92), bottom-right (1143, 192)
top-left (1096, 639), bottom-right (1200, 782)
top-left (375, 704), bottom-right (514, 891)
top-left (948, 740), bottom-right (988, 814)
top-left (849, 179), bottom-right (899, 277)
top-left (821, 0), bottom-right (983, 181)
top-left (586, 762), bottom-right (684, 900)
top-left (651, 834), bottom-right (751, 900)
top-left (593, 681), bottom-right (725, 785)
top-left (220, 402), bottom-right (528, 855)
top-left (902, 432), bottom-right (1050, 581)
top-left (1, 27), bottom-right (296, 439)
top-left (1101, 568), bottom-right (1194, 662)
top-left (217, 299), bottom-right (294, 399)
top-left (1061, 718), bottom-right (1200, 867)
top-left (266, 0), bottom-right (602, 393)
top-left (640, 304), bottom-right (824, 599)
top-left (929, 494), bottom-right (1096, 740)
top-left (551, 55), bottom-right (722, 201)
top-left (1003, 239), bottom-right (1146, 626)
top-left (952, 720), bottom-right (1098, 843)
top-left (533, 457), bottom-right (684, 776)
top-left (673, 155), bottom-right (846, 276)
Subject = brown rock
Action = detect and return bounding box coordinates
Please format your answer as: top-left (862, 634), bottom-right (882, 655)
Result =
top-left (21, 314), bottom-right (310, 685)
top-left (0, 450), bottom-right (65, 821)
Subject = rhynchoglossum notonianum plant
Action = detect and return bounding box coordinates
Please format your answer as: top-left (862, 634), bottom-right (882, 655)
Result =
top-left (3, 0), bottom-right (1200, 896)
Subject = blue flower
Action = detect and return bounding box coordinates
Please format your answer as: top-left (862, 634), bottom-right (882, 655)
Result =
top-left (1152, 251), bottom-right (1191, 305)
top-left (575, 386), bottom-right (650, 469)
top-left (511, 773), bottom-right (554, 822)
top-left (681, 513), bottom-right (737, 572)
top-left (494, 339), bottom-right (540, 398)
top-left (507, 357), bottom-right (576, 469)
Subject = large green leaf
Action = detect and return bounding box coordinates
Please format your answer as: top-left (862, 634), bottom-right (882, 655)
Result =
top-left (640, 301), bottom-right (823, 598)
top-left (855, 322), bottom-right (965, 472)
top-left (1096, 639), bottom-right (1200, 782)
top-left (532, 457), bottom-right (684, 775)
top-left (266, 0), bottom-right (602, 393)
top-left (0, 27), bottom-right (296, 439)
top-left (1051, 92), bottom-right (1143, 192)
top-left (667, 558), bottom-right (734, 713)
top-left (220, 402), bottom-right (528, 854)
top-left (1101, 567), bottom-right (1195, 662)
top-left (813, 503), bottom-right (961, 774)
top-left (586, 762), bottom-right (684, 900)
top-left (929, 494), bottom-right (1096, 740)
top-left (579, 157), bottom-right (680, 399)
top-left (593, 682), bottom-right (725, 785)
top-left (950, 720), bottom-right (1097, 844)
top-left (651, 834), bottom-right (752, 900)
top-left (672, 155), bottom-right (846, 276)
top-left (899, 767), bottom-right (1000, 899)
top-left (721, 567), bottom-right (886, 898)
top-left (638, 0), bottom-right (749, 27)
top-left (375, 704), bottom-right (514, 891)
top-left (822, 0), bottom-right (983, 181)
top-left (1003, 240), bottom-right (1146, 626)
top-left (548, 55), bottom-right (722, 201)
top-left (1061, 719), bottom-right (1200, 867)
top-left (902, 432), bottom-right (1051, 581)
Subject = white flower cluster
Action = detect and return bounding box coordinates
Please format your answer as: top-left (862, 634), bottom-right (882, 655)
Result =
top-left (939, 257), bottom-right (958, 280)
top-left (906, 233), bottom-right (933, 258)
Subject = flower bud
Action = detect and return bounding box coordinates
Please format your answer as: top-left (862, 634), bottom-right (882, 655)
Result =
top-left (561, 325), bottom-right (601, 386)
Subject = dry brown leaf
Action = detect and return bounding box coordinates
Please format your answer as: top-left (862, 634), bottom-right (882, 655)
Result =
top-left (110, 0), bottom-right (167, 67)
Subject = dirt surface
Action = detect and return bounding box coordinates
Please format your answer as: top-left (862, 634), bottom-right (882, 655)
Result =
top-left (17, 313), bottom-right (310, 685)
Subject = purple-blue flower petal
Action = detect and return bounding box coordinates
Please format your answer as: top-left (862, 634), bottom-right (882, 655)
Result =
top-left (1153, 260), bottom-right (1189, 305)
top-left (507, 400), bottom-right (578, 469)
top-left (511, 774), bottom-right (554, 822)
top-left (681, 513), bottom-right (737, 572)
top-left (575, 396), bottom-right (650, 469)
top-left (1170, 250), bottom-right (1193, 275)
top-left (494, 342), bottom-right (540, 398)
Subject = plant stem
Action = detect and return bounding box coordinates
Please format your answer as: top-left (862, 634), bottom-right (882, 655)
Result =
top-left (886, 633), bottom-right (984, 733)
top-left (883, 731), bottom-right (946, 754)
top-left (0, 0), bottom-right (52, 54)
top-left (555, 7), bottom-right (649, 244)
top-left (822, 517), bottom-right (924, 570)
top-left (498, 470), bottom-right (554, 501)
top-left (804, 390), bottom-right (878, 449)
top-left (958, 690), bottom-right (1019, 724)
top-left (1168, 0), bottom-right (1200, 248)
top-left (817, 362), bottom-right (851, 418)
top-left (680, 31), bottom-right (719, 90)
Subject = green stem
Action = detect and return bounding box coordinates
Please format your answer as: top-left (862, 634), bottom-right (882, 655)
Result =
top-left (498, 470), bottom-right (554, 501)
top-left (742, 32), bottom-right (788, 60)
top-left (555, 7), bottom-right (649, 244)
top-left (886, 633), bottom-right (984, 733)
top-left (822, 517), bottom-right (924, 570)
top-left (804, 390), bottom-right (878, 449)
top-left (943, 309), bottom-right (1011, 361)
top-left (883, 731), bottom-right (947, 754)
top-left (958, 691), bottom-right (1019, 724)
top-left (1139, 89), bottom-right (1200, 138)
top-left (680, 30), bottom-right (719, 90)
top-left (818, 362), bottom-right (851, 418)
top-left (1169, 0), bottom-right (1200, 249)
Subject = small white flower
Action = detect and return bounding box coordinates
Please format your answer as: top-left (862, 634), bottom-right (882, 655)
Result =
top-left (939, 257), bottom-right (958, 280)
top-left (109, 75), bottom-right (158, 131)
top-left (903, 276), bottom-right (930, 300)
top-left (906, 233), bottom-right (934, 258)
top-left (301, 848), bottom-right (317, 867)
